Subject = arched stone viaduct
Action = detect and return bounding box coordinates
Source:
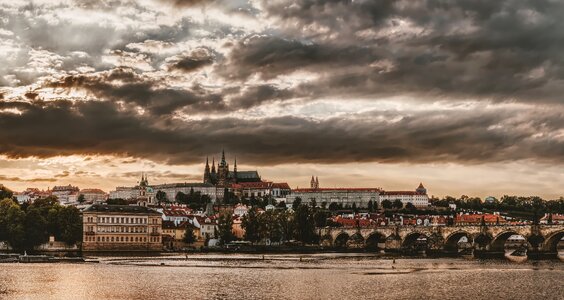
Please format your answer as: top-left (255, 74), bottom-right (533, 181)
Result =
top-left (319, 225), bottom-right (564, 257)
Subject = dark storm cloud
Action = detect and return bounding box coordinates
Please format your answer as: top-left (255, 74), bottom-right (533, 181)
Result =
top-left (240, 0), bottom-right (564, 103)
top-left (166, 47), bottom-right (215, 72)
top-left (218, 35), bottom-right (377, 80)
top-left (1, 98), bottom-right (563, 165)
top-left (47, 68), bottom-right (226, 114)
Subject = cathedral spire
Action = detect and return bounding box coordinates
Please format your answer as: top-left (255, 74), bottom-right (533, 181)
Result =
top-left (221, 149), bottom-right (227, 166)
top-left (211, 157), bottom-right (216, 173)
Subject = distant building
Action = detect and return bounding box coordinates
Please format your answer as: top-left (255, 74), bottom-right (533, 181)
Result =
top-left (203, 150), bottom-right (262, 187)
top-left (14, 188), bottom-right (51, 204)
top-left (233, 204), bottom-right (249, 216)
top-left (231, 181), bottom-right (291, 199)
top-left (80, 188), bottom-right (107, 203)
top-left (109, 174), bottom-right (223, 204)
top-left (287, 188), bottom-right (380, 208)
top-left (192, 216), bottom-right (218, 240)
top-left (287, 179), bottom-right (429, 208)
top-left (162, 220), bottom-right (201, 250)
top-left (51, 185), bottom-right (79, 205)
top-left (82, 204), bottom-right (162, 252)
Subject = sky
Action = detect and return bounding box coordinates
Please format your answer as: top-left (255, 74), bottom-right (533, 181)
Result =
top-left (0, 0), bottom-right (563, 199)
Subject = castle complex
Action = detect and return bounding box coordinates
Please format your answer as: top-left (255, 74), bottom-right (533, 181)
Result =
top-left (203, 150), bottom-right (261, 186)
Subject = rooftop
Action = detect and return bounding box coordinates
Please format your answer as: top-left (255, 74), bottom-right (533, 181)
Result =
top-left (83, 204), bottom-right (161, 215)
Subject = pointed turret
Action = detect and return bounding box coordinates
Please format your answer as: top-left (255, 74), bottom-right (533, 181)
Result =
top-left (204, 156), bottom-right (211, 184)
top-left (310, 176), bottom-right (316, 189)
top-left (416, 182), bottom-right (427, 194)
top-left (220, 149), bottom-right (227, 167)
top-left (315, 176), bottom-right (319, 189)
top-left (211, 157), bottom-right (216, 174)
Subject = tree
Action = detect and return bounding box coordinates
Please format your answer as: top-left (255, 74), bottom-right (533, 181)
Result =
top-left (5, 204), bottom-right (26, 250)
top-left (310, 199), bottom-right (317, 209)
top-left (382, 199), bottom-right (392, 209)
top-left (175, 191), bottom-right (187, 204)
top-left (156, 191), bottom-right (167, 205)
top-left (57, 206), bottom-right (82, 245)
top-left (392, 199), bottom-right (403, 210)
top-left (217, 212), bottom-right (234, 245)
top-left (77, 194), bottom-right (85, 204)
top-left (241, 208), bottom-right (260, 243)
top-left (0, 186), bottom-right (13, 200)
top-left (292, 197), bottom-right (302, 211)
top-left (314, 210), bottom-right (329, 227)
top-left (24, 207), bottom-right (49, 249)
top-left (367, 200), bottom-right (374, 212)
top-left (278, 210), bottom-right (294, 242)
top-left (293, 204), bottom-right (316, 244)
top-left (183, 226), bottom-right (196, 245)
top-left (405, 202), bottom-right (416, 211)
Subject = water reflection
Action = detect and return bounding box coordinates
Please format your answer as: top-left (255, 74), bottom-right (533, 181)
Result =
top-left (0, 254), bottom-right (562, 300)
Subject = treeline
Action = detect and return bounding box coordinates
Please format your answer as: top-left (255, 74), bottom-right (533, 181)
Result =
top-left (217, 202), bottom-right (331, 245)
top-left (431, 195), bottom-right (564, 213)
top-left (0, 197), bottom-right (82, 251)
top-left (173, 189), bottom-right (212, 210)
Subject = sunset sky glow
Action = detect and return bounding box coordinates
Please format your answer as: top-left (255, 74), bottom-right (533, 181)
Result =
top-left (0, 0), bottom-right (563, 199)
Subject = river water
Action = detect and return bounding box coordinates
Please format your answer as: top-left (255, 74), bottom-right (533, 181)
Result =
top-left (0, 254), bottom-right (563, 300)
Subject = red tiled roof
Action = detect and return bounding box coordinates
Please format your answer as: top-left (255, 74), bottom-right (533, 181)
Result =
top-left (232, 181), bottom-right (273, 189)
top-left (381, 191), bottom-right (424, 195)
top-left (80, 188), bottom-right (106, 194)
top-left (293, 188), bottom-right (381, 192)
top-left (272, 182), bottom-right (291, 189)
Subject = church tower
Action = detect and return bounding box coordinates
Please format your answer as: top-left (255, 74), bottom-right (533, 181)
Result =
top-left (315, 176), bottom-right (319, 189)
top-left (217, 149), bottom-right (230, 186)
top-left (310, 176), bottom-right (316, 189)
top-left (416, 182), bottom-right (427, 194)
top-left (204, 157), bottom-right (211, 184)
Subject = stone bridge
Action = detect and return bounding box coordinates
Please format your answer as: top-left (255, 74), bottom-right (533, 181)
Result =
top-left (319, 224), bottom-right (564, 257)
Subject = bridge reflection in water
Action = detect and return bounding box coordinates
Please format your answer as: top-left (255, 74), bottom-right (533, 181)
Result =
top-left (320, 224), bottom-right (564, 258)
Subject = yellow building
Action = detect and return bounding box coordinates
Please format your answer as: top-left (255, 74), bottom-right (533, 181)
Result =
top-left (82, 204), bottom-right (162, 252)
top-left (162, 221), bottom-right (203, 250)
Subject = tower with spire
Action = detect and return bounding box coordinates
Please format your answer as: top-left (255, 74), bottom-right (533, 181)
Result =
top-left (204, 157), bottom-right (211, 183)
top-left (310, 176), bottom-right (320, 189)
top-left (202, 150), bottom-right (261, 186)
top-left (217, 149), bottom-right (230, 186)
top-left (416, 182), bottom-right (427, 194)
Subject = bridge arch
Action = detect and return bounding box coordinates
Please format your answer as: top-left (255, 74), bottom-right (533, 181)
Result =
top-left (365, 232), bottom-right (386, 251)
top-left (490, 231), bottom-right (527, 252)
top-left (402, 232), bottom-right (429, 252)
top-left (444, 231), bottom-right (473, 252)
top-left (348, 232), bottom-right (365, 248)
top-left (334, 232), bottom-right (350, 248)
top-left (542, 230), bottom-right (564, 252)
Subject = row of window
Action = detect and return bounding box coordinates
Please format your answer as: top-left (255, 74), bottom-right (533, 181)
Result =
top-left (84, 236), bottom-right (161, 243)
top-left (85, 216), bottom-right (159, 225)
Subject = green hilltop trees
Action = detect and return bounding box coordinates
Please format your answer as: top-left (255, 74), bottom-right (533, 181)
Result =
top-left (0, 196), bottom-right (82, 251)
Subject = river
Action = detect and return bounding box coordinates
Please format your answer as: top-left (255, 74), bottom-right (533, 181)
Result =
top-left (0, 254), bottom-right (562, 299)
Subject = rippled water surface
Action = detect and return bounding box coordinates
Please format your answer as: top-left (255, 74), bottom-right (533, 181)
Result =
top-left (1, 254), bottom-right (563, 300)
